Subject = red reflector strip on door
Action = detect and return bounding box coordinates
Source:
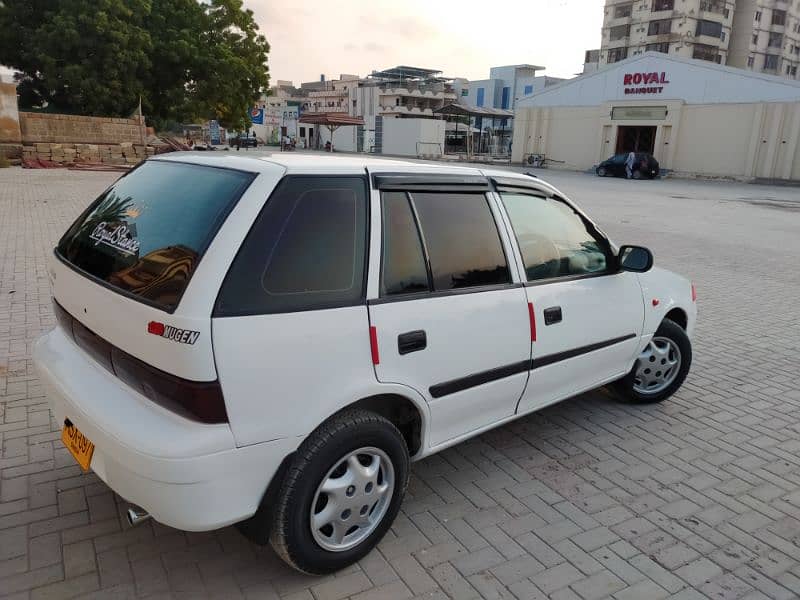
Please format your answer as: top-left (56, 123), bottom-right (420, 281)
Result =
top-left (369, 326), bottom-right (380, 365)
top-left (691, 283), bottom-right (697, 302)
top-left (528, 302), bottom-right (537, 342)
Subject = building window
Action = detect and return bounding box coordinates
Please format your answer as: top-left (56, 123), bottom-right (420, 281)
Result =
top-left (692, 43), bottom-right (719, 61)
top-left (299, 127), bottom-right (306, 137)
top-left (610, 24), bottom-right (631, 40)
top-left (648, 19), bottom-right (672, 35)
top-left (652, 0), bottom-right (674, 11)
top-left (752, 33), bottom-right (759, 45)
top-left (696, 20), bottom-right (723, 38)
top-left (646, 42), bottom-right (671, 52)
top-left (754, 10), bottom-right (761, 22)
top-left (723, 8), bottom-right (729, 18)
top-left (720, 31), bottom-right (726, 41)
top-left (585, 49), bottom-right (600, 63)
top-left (501, 86), bottom-right (510, 109)
top-left (768, 32), bottom-right (783, 48)
top-left (607, 46), bottom-right (629, 63)
top-left (699, 1), bottom-right (724, 15)
top-left (790, 66), bottom-right (798, 76)
top-left (614, 3), bottom-right (632, 18)
top-left (476, 87), bottom-right (485, 107)
top-left (795, 45), bottom-right (800, 55)
top-left (523, 84), bottom-right (533, 95)
top-left (772, 10), bottom-right (786, 26)
top-left (764, 54), bottom-right (779, 70)
top-left (352, 99), bottom-right (357, 108)
top-left (747, 55), bottom-right (755, 66)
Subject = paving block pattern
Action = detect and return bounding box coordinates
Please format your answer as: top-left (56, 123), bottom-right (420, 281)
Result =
top-left (1, 165), bottom-right (800, 599)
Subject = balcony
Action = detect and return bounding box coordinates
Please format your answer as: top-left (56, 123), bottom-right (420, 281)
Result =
top-left (304, 104), bottom-right (349, 114)
top-left (308, 89), bottom-right (348, 98)
top-left (379, 86), bottom-right (455, 100)
top-left (378, 105), bottom-right (435, 116)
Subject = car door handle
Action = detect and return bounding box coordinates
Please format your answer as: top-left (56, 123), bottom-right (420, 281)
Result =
top-left (398, 330), bottom-right (427, 355)
top-left (543, 306), bottom-right (562, 325)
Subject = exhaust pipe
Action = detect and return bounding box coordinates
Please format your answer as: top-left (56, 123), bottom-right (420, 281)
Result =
top-left (126, 505), bottom-right (151, 527)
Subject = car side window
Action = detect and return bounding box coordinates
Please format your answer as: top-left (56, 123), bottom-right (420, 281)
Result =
top-left (501, 192), bottom-right (610, 282)
top-left (381, 192), bottom-right (430, 296)
top-left (410, 192), bottom-right (510, 291)
top-left (215, 176), bottom-right (368, 315)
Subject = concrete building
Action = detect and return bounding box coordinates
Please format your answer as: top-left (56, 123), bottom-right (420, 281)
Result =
top-left (451, 65), bottom-right (565, 110)
top-left (513, 52), bottom-right (800, 181)
top-left (590, 0), bottom-right (800, 79)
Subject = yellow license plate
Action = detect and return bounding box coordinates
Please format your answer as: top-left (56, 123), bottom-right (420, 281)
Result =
top-left (62, 420), bottom-right (95, 471)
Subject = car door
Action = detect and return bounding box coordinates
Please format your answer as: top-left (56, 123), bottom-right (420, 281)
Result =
top-left (367, 175), bottom-right (531, 448)
top-left (495, 184), bottom-right (644, 414)
top-left (611, 154), bottom-right (627, 177)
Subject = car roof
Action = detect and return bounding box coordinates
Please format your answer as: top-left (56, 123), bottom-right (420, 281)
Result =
top-left (152, 152), bottom-right (474, 174)
top-left (150, 152), bottom-right (562, 195)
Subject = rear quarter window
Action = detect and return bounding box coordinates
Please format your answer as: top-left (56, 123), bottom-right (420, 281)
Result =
top-left (56, 160), bottom-right (255, 312)
top-left (214, 176), bottom-right (369, 316)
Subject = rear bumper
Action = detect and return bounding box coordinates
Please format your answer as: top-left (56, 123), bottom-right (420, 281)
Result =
top-left (34, 326), bottom-right (299, 531)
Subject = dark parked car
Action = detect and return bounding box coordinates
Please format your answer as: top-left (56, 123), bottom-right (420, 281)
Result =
top-left (231, 135), bottom-right (258, 148)
top-left (596, 153), bottom-right (659, 179)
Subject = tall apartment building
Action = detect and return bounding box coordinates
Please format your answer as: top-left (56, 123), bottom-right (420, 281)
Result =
top-left (728, 0), bottom-right (800, 78)
top-left (591, 0), bottom-right (800, 79)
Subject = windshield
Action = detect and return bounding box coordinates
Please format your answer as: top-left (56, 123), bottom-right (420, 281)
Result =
top-left (56, 160), bottom-right (255, 312)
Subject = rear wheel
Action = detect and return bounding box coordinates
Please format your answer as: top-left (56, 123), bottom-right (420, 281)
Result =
top-left (597, 166), bottom-right (608, 177)
top-left (269, 410), bottom-right (409, 574)
top-left (612, 318), bottom-right (691, 403)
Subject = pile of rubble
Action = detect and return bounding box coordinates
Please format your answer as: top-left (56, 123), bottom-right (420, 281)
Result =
top-left (22, 142), bottom-right (156, 166)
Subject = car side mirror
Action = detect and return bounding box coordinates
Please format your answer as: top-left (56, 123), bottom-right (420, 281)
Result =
top-left (618, 245), bottom-right (653, 272)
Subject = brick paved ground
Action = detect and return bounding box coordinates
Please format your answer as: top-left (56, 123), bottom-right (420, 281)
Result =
top-left (1, 165), bottom-right (799, 600)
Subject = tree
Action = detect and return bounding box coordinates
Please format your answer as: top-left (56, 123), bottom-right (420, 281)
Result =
top-left (0, 0), bottom-right (151, 116)
top-left (0, 0), bottom-right (269, 129)
top-left (192, 0), bottom-right (270, 131)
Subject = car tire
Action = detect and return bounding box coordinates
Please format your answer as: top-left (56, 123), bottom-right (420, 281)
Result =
top-left (612, 318), bottom-right (692, 404)
top-left (269, 410), bottom-right (409, 575)
top-left (597, 166), bottom-right (607, 177)
top-left (632, 169), bottom-right (643, 180)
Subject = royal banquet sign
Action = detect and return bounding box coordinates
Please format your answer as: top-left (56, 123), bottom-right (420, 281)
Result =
top-left (623, 71), bottom-right (670, 95)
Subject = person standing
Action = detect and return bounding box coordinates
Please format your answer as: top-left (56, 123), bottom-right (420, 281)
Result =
top-left (625, 151), bottom-right (636, 179)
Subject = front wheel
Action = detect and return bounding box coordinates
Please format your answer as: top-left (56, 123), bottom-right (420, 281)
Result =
top-left (597, 166), bottom-right (607, 177)
top-left (270, 410), bottom-right (409, 574)
top-left (612, 318), bottom-right (692, 403)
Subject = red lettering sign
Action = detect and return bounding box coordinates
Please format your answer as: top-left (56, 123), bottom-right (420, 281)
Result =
top-left (622, 72), bottom-right (669, 95)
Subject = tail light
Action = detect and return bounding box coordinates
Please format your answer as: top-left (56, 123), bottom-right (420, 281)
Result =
top-left (53, 299), bottom-right (227, 424)
top-left (691, 283), bottom-right (697, 302)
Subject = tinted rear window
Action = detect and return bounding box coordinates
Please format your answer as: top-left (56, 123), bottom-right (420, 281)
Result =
top-left (411, 192), bottom-right (510, 290)
top-left (57, 161), bottom-right (254, 311)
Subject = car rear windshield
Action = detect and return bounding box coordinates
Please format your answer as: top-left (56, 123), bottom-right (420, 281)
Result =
top-left (56, 160), bottom-right (255, 312)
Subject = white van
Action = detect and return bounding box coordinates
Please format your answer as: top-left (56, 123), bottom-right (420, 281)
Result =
top-left (35, 154), bottom-right (696, 574)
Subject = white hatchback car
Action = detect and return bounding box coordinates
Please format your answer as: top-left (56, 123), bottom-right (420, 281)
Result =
top-left (35, 154), bottom-right (696, 574)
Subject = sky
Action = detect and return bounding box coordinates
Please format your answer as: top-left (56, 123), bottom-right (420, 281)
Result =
top-left (247, 0), bottom-right (604, 84)
top-left (0, 1), bottom-right (604, 84)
